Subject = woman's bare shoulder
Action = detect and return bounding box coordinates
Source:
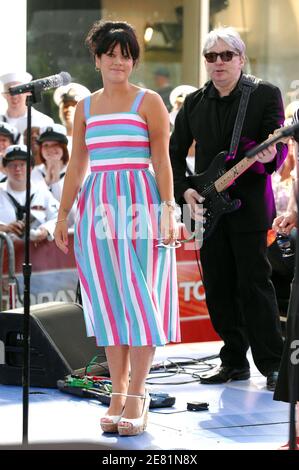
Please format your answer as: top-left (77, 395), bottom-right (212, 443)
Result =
top-left (141, 88), bottom-right (164, 107)
top-left (91, 88), bottom-right (104, 97)
top-left (141, 89), bottom-right (166, 112)
top-left (142, 88), bottom-right (160, 98)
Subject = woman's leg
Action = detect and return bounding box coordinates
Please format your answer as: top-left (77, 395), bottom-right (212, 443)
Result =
top-left (104, 345), bottom-right (130, 416)
top-left (122, 345), bottom-right (155, 419)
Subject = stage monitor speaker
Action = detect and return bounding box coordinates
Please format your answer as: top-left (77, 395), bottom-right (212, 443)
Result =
top-left (0, 301), bottom-right (107, 388)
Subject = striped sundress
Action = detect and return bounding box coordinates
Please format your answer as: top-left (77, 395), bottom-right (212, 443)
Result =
top-left (74, 89), bottom-right (180, 346)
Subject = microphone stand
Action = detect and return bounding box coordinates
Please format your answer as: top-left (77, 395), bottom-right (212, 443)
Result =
top-left (247, 130), bottom-right (299, 450)
top-left (22, 87), bottom-right (41, 444)
top-left (287, 147), bottom-right (299, 451)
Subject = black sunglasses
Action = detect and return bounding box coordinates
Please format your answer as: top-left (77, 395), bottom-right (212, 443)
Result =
top-left (204, 50), bottom-right (239, 63)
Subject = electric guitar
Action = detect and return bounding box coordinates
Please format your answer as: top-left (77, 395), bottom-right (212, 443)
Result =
top-left (187, 128), bottom-right (291, 241)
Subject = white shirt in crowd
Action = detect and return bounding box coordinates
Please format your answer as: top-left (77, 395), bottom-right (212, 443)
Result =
top-left (0, 180), bottom-right (59, 240)
top-left (2, 108), bottom-right (53, 138)
top-left (31, 163), bottom-right (76, 227)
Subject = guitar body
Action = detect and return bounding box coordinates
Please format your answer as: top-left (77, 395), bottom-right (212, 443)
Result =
top-left (188, 151), bottom-right (242, 240)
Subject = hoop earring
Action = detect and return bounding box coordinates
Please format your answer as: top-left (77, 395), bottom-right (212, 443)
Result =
top-left (95, 66), bottom-right (100, 72)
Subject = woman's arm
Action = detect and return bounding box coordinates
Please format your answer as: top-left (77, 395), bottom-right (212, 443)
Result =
top-left (141, 91), bottom-right (174, 202)
top-left (141, 91), bottom-right (178, 242)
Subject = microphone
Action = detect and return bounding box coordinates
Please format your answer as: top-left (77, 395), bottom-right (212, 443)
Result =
top-left (246, 121), bottom-right (299, 158)
top-left (8, 71), bottom-right (72, 95)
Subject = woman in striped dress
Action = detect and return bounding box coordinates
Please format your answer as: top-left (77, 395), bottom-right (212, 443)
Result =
top-left (54, 20), bottom-right (180, 436)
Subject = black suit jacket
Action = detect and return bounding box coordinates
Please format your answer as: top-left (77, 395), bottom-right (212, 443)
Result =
top-left (169, 75), bottom-right (287, 232)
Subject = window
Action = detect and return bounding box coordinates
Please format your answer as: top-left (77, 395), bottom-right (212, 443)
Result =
top-left (27, 0), bottom-right (203, 118)
top-left (211, 0), bottom-right (299, 109)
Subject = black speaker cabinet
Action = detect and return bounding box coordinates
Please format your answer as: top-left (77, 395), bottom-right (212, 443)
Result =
top-left (0, 302), bottom-right (106, 388)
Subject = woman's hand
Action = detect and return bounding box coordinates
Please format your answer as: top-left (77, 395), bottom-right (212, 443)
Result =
top-left (160, 206), bottom-right (179, 245)
top-left (54, 220), bottom-right (69, 254)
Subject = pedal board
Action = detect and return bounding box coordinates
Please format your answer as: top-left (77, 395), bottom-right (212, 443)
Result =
top-left (57, 378), bottom-right (175, 408)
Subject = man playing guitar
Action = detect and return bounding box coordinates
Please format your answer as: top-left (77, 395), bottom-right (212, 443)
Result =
top-left (170, 26), bottom-right (287, 391)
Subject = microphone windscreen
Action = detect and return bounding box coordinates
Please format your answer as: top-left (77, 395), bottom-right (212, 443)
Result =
top-left (60, 71), bottom-right (72, 86)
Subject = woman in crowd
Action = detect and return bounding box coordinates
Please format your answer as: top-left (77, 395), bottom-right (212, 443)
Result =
top-left (32, 123), bottom-right (76, 226)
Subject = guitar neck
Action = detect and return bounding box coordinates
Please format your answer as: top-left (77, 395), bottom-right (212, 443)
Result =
top-left (215, 155), bottom-right (259, 192)
top-left (214, 132), bottom-right (289, 193)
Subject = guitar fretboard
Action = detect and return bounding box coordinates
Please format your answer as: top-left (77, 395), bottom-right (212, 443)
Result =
top-left (215, 155), bottom-right (258, 192)
top-left (214, 132), bottom-right (288, 193)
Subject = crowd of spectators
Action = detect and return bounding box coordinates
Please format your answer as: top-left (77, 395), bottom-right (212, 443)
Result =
top-left (0, 69), bottom-right (296, 254)
top-left (0, 71), bottom-right (90, 241)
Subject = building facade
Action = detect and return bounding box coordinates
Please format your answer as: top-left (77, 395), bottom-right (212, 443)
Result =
top-left (1, 0), bottom-right (298, 117)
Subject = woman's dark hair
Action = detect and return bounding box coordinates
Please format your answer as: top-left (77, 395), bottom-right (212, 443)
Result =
top-left (85, 20), bottom-right (140, 65)
top-left (38, 142), bottom-right (69, 166)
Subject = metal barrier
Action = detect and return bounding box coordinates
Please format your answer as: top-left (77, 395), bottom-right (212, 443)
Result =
top-left (0, 232), bottom-right (16, 310)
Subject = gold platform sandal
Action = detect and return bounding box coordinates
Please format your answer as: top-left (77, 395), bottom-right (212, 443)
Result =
top-left (117, 391), bottom-right (151, 436)
top-left (100, 392), bottom-right (126, 433)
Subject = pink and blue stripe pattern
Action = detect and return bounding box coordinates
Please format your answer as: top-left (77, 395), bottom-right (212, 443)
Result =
top-left (74, 90), bottom-right (180, 346)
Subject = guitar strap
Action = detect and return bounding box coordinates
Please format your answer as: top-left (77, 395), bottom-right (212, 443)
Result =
top-left (228, 74), bottom-right (260, 159)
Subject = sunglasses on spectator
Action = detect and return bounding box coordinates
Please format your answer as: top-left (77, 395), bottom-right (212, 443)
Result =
top-left (204, 50), bottom-right (239, 63)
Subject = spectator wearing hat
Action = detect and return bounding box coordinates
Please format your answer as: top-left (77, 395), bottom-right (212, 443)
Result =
top-left (0, 71), bottom-right (54, 138)
top-left (169, 85), bottom-right (197, 128)
top-left (0, 122), bottom-right (18, 181)
top-left (23, 123), bottom-right (42, 165)
top-left (0, 145), bottom-right (59, 242)
top-left (153, 67), bottom-right (173, 111)
top-left (31, 124), bottom-right (76, 226)
top-left (53, 82), bottom-right (90, 151)
top-left (0, 122), bottom-right (18, 153)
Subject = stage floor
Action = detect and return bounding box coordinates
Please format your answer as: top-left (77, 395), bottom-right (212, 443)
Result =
top-left (0, 341), bottom-right (290, 450)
